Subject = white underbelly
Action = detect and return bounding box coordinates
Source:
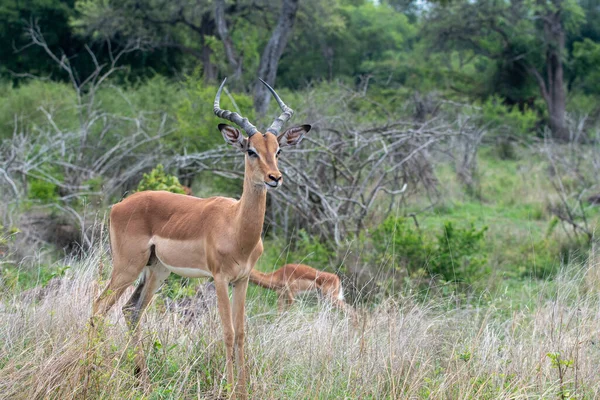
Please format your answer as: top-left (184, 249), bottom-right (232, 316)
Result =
top-left (161, 263), bottom-right (213, 278)
top-left (151, 236), bottom-right (211, 278)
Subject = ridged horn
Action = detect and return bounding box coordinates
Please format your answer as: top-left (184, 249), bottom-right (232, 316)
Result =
top-left (260, 78), bottom-right (294, 135)
top-left (214, 77), bottom-right (258, 136)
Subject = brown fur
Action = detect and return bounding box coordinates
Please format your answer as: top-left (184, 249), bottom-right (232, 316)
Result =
top-left (249, 264), bottom-right (354, 316)
top-left (182, 185), bottom-right (193, 196)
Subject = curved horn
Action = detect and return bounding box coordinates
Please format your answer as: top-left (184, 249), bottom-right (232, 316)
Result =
top-left (259, 78), bottom-right (294, 135)
top-left (214, 78), bottom-right (258, 136)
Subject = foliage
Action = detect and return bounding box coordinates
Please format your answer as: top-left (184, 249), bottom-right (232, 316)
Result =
top-left (371, 216), bottom-right (488, 285)
top-left (479, 96), bottom-right (538, 137)
top-left (430, 221), bottom-right (488, 284)
top-left (280, 1), bottom-right (415, 87)
top-left (0, 80), bottom-right (76, 139)
top-left (27, 178), bottom-right (59, 203)
top-left (547, 351), bottom-right (576, 400)
top-left (174, 74), bottom-right (255, 152)
top-left (422, 0), bottom-right (594, 138)
top-left (0, 263), bottom-right (70, 292)
top-left (0, 0), bottom-right (175, 82)
top-left (572, 38), bottom-right (600, 96)
top-left (371, 216), bottom-right (433, 276)
top-left (136, 164), bottom-right (185, 194)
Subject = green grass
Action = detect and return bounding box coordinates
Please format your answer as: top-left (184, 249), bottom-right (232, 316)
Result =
top-left (390, 146), bottom-right (597, 295)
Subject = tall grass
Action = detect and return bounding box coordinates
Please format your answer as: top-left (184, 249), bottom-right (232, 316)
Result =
top-left (1, 245), bottom-right (600, 399)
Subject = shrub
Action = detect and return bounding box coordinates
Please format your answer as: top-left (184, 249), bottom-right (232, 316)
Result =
top-left (370, 216), bottom-right (488, 286)
top-left (136, 164), bottom-right (185, 194)
top-left (0, 81), bottom-right (77, 140)
top-left (480, 96), bottom-right (538, 137)
top-left (371, 216), bottom-right (433, 276)
top-left (28, 179), bottom-right (59, 203)
top-left (429, 222), bottom-right (488, 284)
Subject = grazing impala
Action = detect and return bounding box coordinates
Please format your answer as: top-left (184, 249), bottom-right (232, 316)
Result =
top-left (249, 264), bottom-right (354, 316)
top-left (91, 78), bottom-right (310, 398)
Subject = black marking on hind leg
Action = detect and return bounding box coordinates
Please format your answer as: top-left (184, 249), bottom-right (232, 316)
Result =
top-left (146, 245), bottom-right (158, 266)
top-left (123, 247), bottom-right (155, 327)
top-left (123, 281), bottom-right (145, 321)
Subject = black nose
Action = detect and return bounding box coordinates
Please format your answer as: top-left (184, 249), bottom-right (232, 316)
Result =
top-left (269, 174), bottom-right (282, 182)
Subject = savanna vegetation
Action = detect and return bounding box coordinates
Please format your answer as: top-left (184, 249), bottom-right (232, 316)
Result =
top-left (1, 0), bottom-right (600, 398)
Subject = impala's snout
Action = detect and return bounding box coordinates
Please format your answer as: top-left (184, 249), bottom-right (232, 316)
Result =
top-left (268, 173), bottom-right (282, 183)
top-left (266, 172), bottom-right (283, 189)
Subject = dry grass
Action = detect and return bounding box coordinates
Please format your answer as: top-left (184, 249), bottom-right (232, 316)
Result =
top-left (1, 247), bottom-right (600, 399)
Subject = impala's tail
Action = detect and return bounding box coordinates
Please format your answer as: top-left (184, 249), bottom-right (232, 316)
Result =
top-left (338, 285), bottom-right (345, 301)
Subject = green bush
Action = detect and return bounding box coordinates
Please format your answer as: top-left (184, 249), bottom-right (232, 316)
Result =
top-left (136, 164), bottom-right (185, 194)
top-left (371, 216), bottom-right (488, 285)
top-left (520, 239), bottom-right (560, 279)
top-left (429, 222), bottom-right (488, 284)
top-left (0, 81), bottom-right (77, 139)
top-left (480, 96), bottom-right (538, 137)
top-left (28, 179), bottom-right (59, 203)
top-left (371, 216), bottom-right (433, 276)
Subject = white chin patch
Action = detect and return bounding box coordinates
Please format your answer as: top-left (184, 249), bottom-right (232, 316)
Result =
top-left (265, 181), bottom-right (282, 190)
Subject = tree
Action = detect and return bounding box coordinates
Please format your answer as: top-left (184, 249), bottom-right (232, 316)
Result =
top-left (277, 1), bottom-right (415, 90)
top-left (0, 0), bottom-right (175, 82)
top-left (253, 0), bottom-right (299, 115)
top-left (72, 0), bottom-right (220, 81)
top-left (74, 0), bottom-right (302, 115)
top-left (424, 0), bottom-right (586, 139)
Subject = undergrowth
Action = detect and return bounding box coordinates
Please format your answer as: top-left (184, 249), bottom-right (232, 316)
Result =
top-left (1, 245), bottom-right (600, 399)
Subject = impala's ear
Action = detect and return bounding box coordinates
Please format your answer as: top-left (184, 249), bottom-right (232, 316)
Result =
top-left (278, 124), bottom-right (311, 148)
top-left (219, 124), bottom-right (247, 151)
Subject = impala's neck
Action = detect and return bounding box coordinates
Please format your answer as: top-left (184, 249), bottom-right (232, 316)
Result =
top-left (235, 172), bottom-right (267, 252)
top-left (249, 270), bottom-right (280, 289)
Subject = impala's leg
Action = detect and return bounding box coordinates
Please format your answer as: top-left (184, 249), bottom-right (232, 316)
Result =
top-left (326, 285), bottom-right (358, 326)
top-left (277, 290), bottom-right (286, 314)
top-left (232, 277), bottom-right (249, 399)
top-left (214, 274), bottom-right (236, 396)
top-left (122, 272), bottom-right (146, 321)
top-left (92, 247), bottom-right (150, 318)
top-left (123, 263), bottom-right (170, 385)
top-left (285, 289), bottom-right (295, 309)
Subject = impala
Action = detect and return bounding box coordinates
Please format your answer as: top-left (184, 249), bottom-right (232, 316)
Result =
top-left (249, 264), bottom-right (354, 316)
top-left (91, 78), bottom-right (310, 398)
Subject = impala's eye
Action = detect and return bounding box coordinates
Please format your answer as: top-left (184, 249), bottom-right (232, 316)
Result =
top-left (247, 149), bottom-right (258, 158)
top-left (276, 149), bottom-right (281, 158)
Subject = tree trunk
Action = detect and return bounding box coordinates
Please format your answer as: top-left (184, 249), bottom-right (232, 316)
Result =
top-left (545, 16), bottom-right (568, 140)
top-left (214, 0), bottom-right (242, 81)
top-left (201, 42), bottom-right (218, 83)
top-left (547, 52), bottom-right (567, 140)
top-left (531, 7), bottom-right (568, 140)
top-left (200, 13), bottom-right (218, 83)
top-left (253, 0), bottom-right (300, 116)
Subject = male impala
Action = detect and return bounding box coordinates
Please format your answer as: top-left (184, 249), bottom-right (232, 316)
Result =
top-left (91, 78), bottom-right (310, 398)
top-left (249, 264), bottom-right (354, 316)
